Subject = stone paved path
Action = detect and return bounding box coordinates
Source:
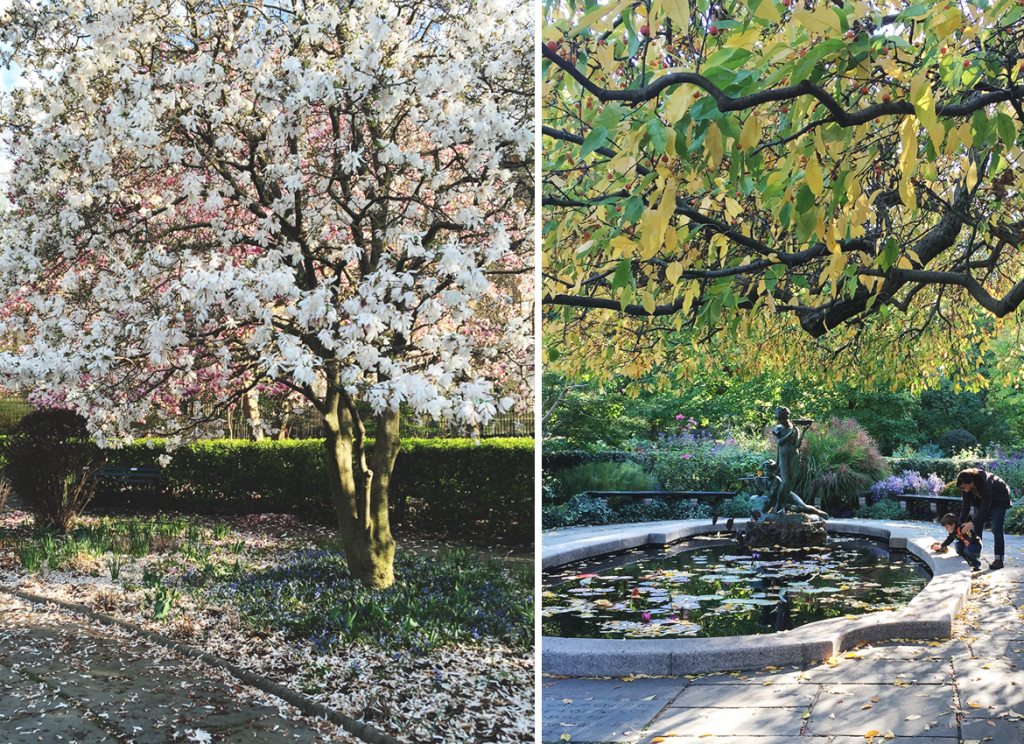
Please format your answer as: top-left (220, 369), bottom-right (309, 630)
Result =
top-left (0, 593), bottom-right (348, 744)
top-left (542, 525), bottom-right (1024, 743)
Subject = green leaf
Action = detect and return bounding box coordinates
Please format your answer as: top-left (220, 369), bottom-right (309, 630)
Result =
top-left (623, 196), bottom-right (644, 223)
top-left (612, 259), bottom-right (632, 291)
top-left (790, 39), bottom-right (846, 84)
top-left (896, 4), bottom-right (930, 19)
top-left (795, 184), bottom-right (816, 214)
top-left (593, 103), bottom-right (626, 133)
top-left (996, 112), bottom-right (1018, 148)
top-left (580, 126), bottom-right (609, 159)
top-left (647, 118), bottom-right (668, 154)
top-left (880, 237), bottom-right (899, 271)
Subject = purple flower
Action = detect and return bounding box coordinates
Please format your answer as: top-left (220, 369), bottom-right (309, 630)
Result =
top-left (676, 413), bottom-right (685, 420)
top-left (641, 612), bottom-right (651, 623)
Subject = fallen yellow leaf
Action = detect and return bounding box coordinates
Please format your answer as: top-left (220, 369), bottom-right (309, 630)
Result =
top-left (905, 715), bottom-right (921, 721)
top-left (862, 704), bottom-right (873, 710)
top-left (865, 731), bottom-right (880, 739)
top-left (561, 736), bottom-right (571, 742)
top-left (562, 698), bottom-right (573, 704)
top-left (651, 739), bottom-right (666, 743)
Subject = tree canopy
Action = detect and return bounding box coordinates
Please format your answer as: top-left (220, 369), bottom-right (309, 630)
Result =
top-left (543, 0), bottom-right (1024, 392)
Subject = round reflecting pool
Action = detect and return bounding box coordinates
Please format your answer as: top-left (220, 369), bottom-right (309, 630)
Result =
top-left (542, 534), bottom-right (930, 639)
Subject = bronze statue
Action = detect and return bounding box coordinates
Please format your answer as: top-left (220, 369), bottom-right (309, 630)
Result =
top-left (766, 407), bottom-right (828, 519)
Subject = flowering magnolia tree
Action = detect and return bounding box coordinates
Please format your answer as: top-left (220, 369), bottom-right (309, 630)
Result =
top-left (0, 0), bottom-right (534, 588)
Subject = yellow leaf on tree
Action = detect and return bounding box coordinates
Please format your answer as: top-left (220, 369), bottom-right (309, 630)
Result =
top-left (911, 69), bottom-right (942, 151)
top-left (898, 115), bottom-right (918, 181)
top-left (806, 156), bottom-right (824, 196)
top-left (666, 261), bottom-right (684, 285)
top-left (793, 8), bottom-right (841, 34)
top-left (899, 177), bottom-right (917, 210)
top-left (662, 0), bottom-right (689, 33)
top-left (745, 0), bottom-right (781, 24)
top-left (705, 122), bottom-right (724, 169)
top-left (966, 160), bottom-right (979, 192)
top-left (642, 290), bottom-right (656, 314)
top-left (665, 84), bottom-right (699, 123)
top-left (727, 27), bottom-right (762, 49)
top-left (739, 114), bottom-right (762, 151)
top-left (931, 7), bottom-right (963, 39)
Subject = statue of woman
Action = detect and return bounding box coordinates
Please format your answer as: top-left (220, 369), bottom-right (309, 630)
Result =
top-left (773, 406), bottom-right (801, 505)
top-left (771, 406), bottom-right (828, 519)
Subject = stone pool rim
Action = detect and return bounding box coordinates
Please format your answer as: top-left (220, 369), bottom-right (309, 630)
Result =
top-left (541, 519), bottom-right (971, 677)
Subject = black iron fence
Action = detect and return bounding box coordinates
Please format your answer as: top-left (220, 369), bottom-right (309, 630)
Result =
top-left (0, 394), bottom-right (533, 440)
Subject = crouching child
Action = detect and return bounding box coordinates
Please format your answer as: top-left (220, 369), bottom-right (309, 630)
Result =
top-left (931, 513), bottom-right (983, 572)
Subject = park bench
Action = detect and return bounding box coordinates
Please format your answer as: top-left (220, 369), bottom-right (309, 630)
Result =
top-left (89, 466), bottom-right (162, 491)
top-left (587, 490), bottom-right (735, 507)
top-left (855, 492), bottom-right (962, 517)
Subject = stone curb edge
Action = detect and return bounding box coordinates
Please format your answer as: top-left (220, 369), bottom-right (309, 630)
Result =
top-left (541, 519), bottom-right (972, 677)
top-left (0, 586), bottom-right (404, 744)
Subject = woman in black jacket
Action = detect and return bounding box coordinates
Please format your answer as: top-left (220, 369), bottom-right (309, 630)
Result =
top-left (956, 469), bottom-right (1013, 570)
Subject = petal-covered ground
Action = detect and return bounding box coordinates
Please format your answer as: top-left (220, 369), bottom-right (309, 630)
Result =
top-left (0, 509), bottom-right (534, 744)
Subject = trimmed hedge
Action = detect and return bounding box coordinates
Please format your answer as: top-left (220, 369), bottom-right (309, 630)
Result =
top-left (88, 438), bottom-right (533, 541)
top-left (884, 457), bottom-right (989, 483)
top-left (541, 449), bottom-right (649, 473)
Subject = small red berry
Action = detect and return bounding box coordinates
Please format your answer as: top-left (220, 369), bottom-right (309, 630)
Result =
top-left (780, 106), bottom-right (790, 113)
top-left (546, 40), bottom-right (557, 51)
top-left (640, 24), bottom-right (650, 36)
top-left (860, 86), bottom-right (869, 94)
top-left (964, 59), bottom-right (972, 67)
top-left (883, 93), bottom-right (891, 103)
top-left (615, 205), bottom-right (622, 212)
top-left (708, 24), bottom-right (719, 36)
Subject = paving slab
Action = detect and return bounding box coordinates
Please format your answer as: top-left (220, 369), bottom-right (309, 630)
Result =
top-left (541, 699), bottom-right (668, 743)
top-left (959, 717), bottom-right (1024, 742)
top-left (853, 641), bottom-right (970, 660)
top-left (685, 667), bottom-right (805, 684)
top-left (643, 705), bottom-right (806, 738)
top-left (668, 681), bottom-right (816, 708)
top-left (806, 683), bottom-right (958, 737)
top-left (952, 658), bottom-right (1024, 715)
top-left (798, 658), bottom-right (952, 684)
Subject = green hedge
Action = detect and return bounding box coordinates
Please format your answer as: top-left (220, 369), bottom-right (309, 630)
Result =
top-left (884, 457), bottom-right (990, 483)
top-left (89, 438), bottom-right (533, 541)
top-left (542, 449), bottom-right (649, 473)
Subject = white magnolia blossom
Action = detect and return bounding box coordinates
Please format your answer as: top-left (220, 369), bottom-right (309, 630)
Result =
top-left (0, 0), bottom-right (534, 445)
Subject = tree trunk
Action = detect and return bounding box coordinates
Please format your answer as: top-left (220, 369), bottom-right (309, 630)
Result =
top-left (242, 388), bottom-right (264, 441)
top-left (322, 383), bottom-right (397, 589)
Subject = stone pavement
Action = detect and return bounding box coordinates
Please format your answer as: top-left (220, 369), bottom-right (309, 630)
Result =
top-left (542, 525), bottom-right (1024, 743)
top-left (0, 592), bottom-right (347, 744)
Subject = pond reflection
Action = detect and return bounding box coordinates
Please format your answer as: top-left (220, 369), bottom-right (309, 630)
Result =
top-left (542, 535), bottom-right (930, 639)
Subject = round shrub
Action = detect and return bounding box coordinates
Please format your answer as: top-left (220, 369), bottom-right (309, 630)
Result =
top-left (0, 408), bottom-right (105, 532)
top-left (853, 497), bottom-right (910, 521)
top-left (938, 429), bottom-right (978, 456)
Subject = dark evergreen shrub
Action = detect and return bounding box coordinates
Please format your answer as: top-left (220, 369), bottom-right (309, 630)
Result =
top-left (0, 408), bottom-right (105, 531)
top-left (938, 429), bottom-right (978, 456)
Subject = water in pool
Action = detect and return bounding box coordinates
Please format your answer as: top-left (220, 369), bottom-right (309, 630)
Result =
top-left (542, 534), bottom-right (930, 639)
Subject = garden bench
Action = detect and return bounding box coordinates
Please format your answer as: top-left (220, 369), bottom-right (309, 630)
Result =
top-left (895, 493), bottom-right (963, 516)
top-left (587, 491), bottom-right (735, 507)
top-left (90, 466), bottom-right (162, 490)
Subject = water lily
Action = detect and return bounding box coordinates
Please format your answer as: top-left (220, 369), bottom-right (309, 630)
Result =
top-left (641, 612), bottom-right (651, 623)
